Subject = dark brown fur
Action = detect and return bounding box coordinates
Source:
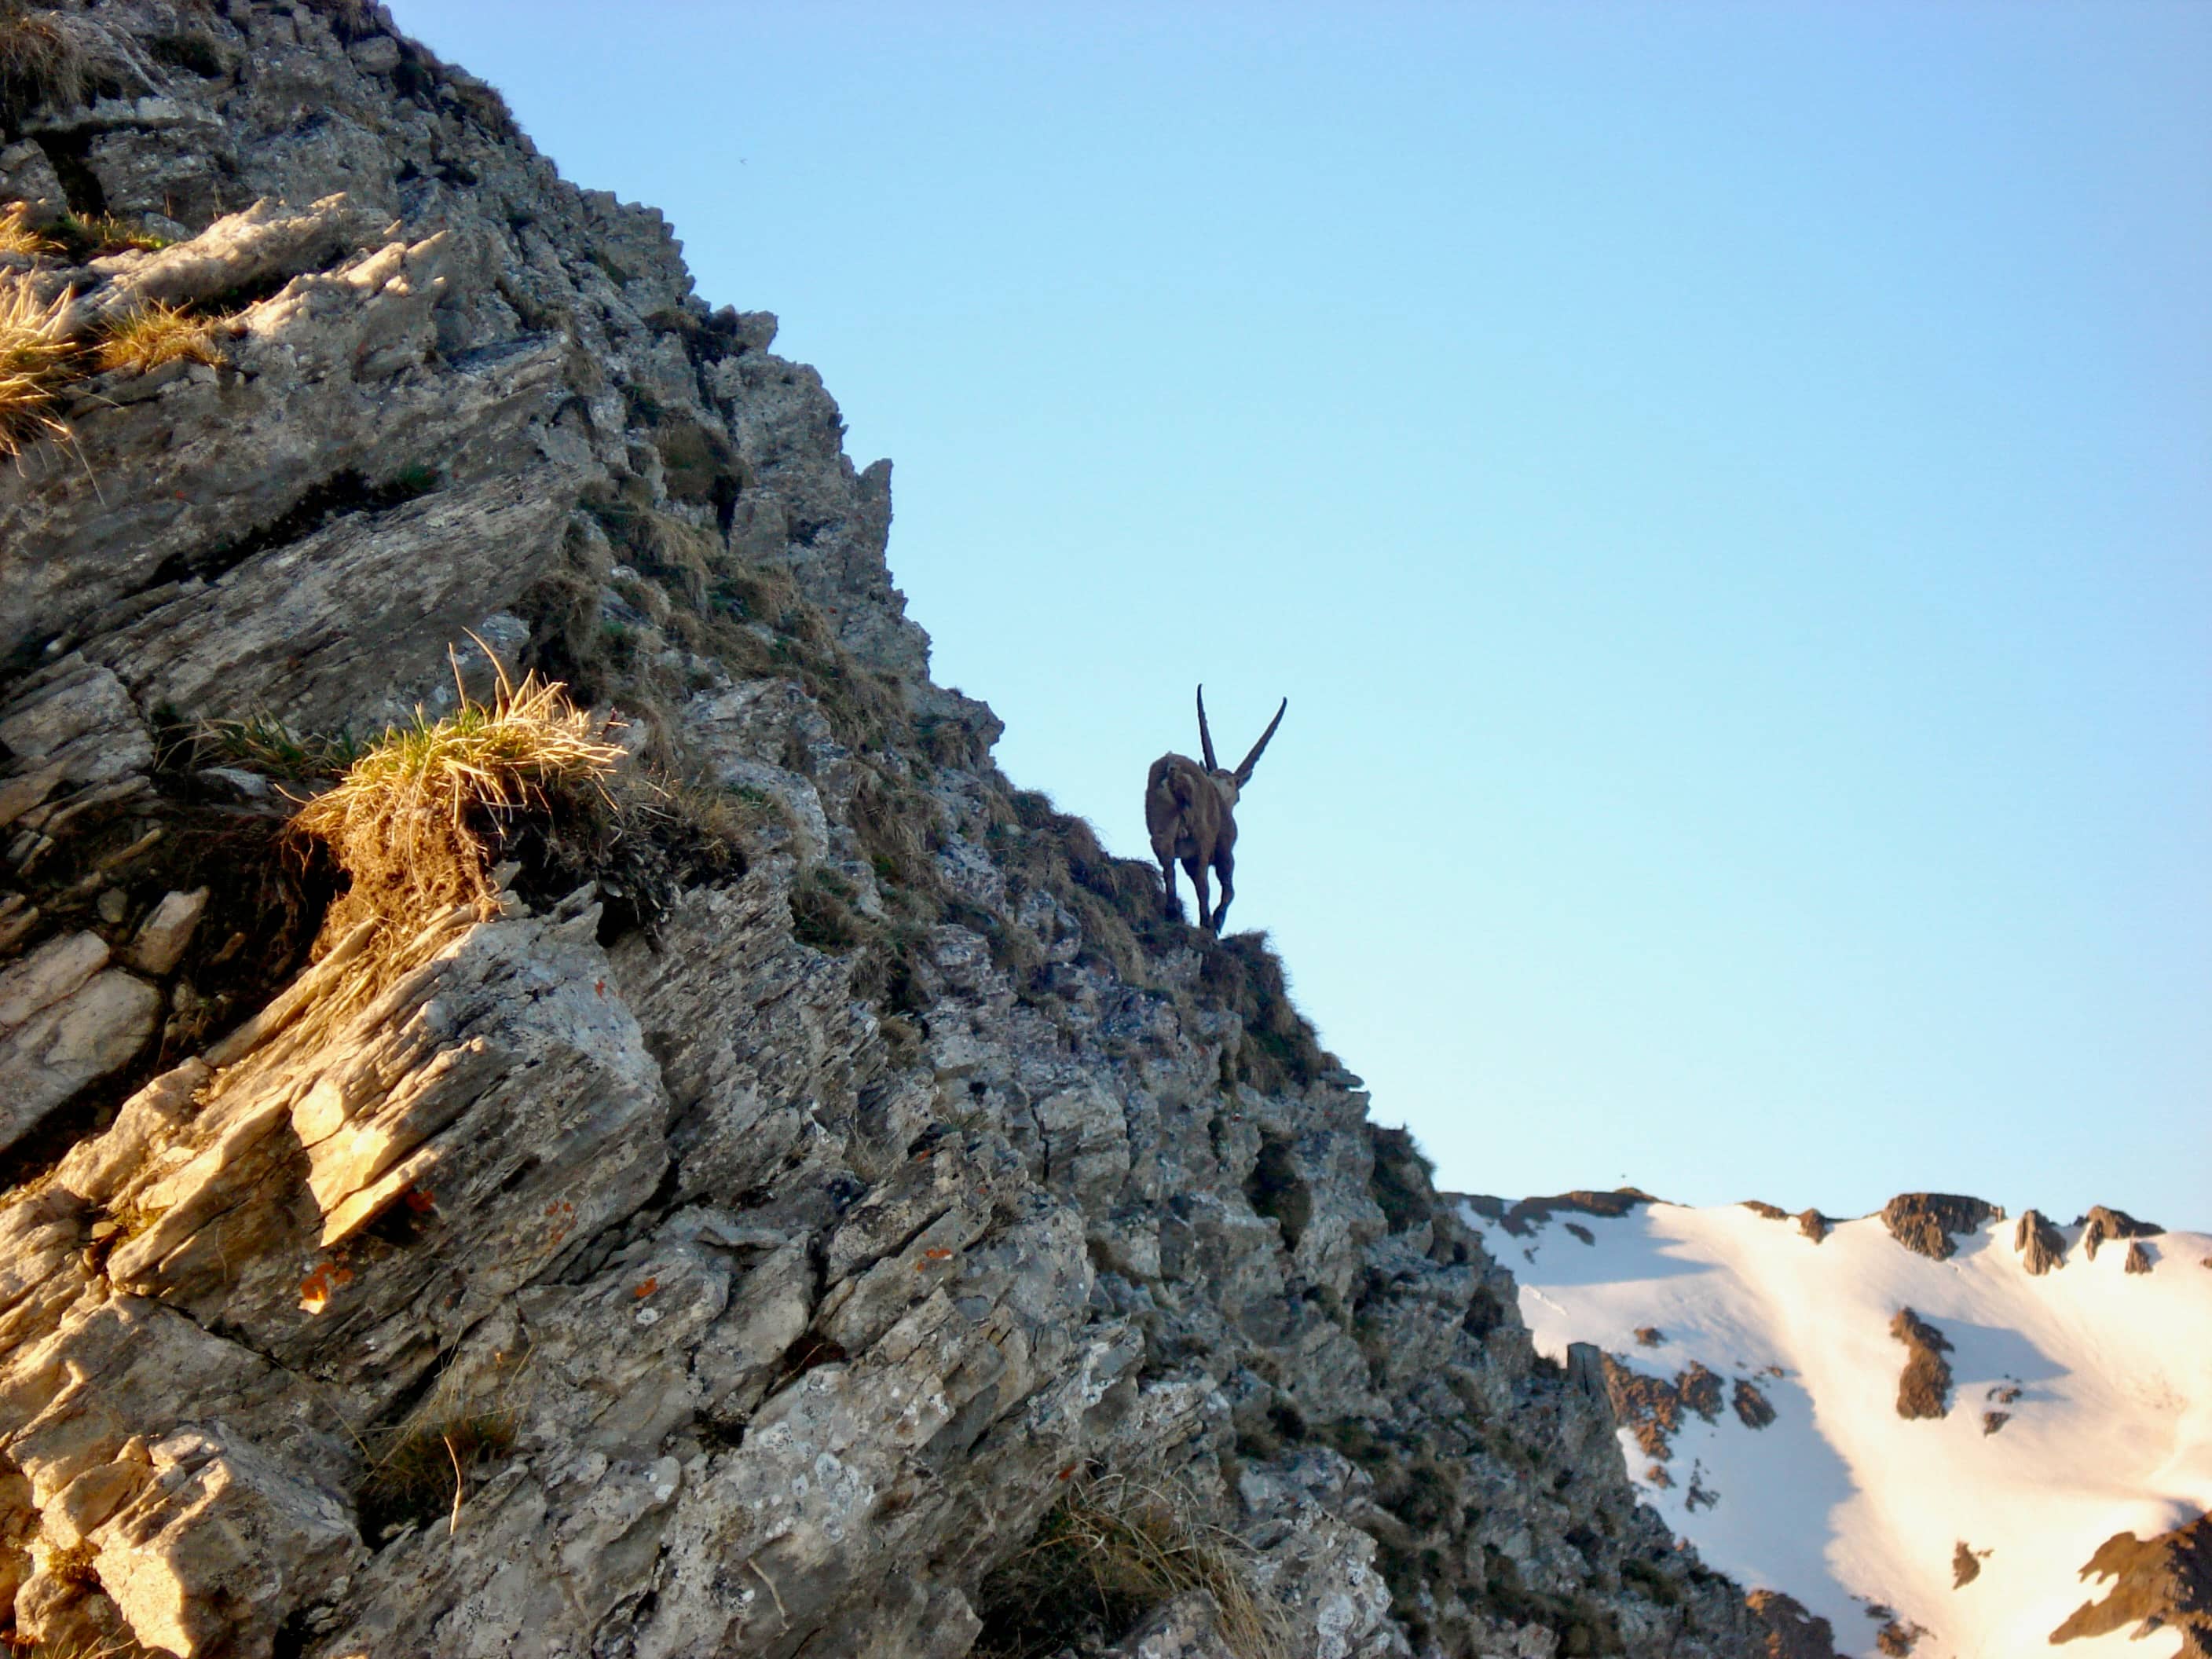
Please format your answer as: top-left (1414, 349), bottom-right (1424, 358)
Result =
top-left (1145, 753), bottom-right (1236, 931)
top-left (1144, 687), bottom-right (1284, 934)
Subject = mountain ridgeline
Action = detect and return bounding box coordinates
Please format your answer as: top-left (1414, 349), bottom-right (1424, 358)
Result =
top-left (1481, 1190), bottom-right (2212, 1659)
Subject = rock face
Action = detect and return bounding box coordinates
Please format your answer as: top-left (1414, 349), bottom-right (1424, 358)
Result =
top-left (2047, 1513), bottom-right (2211, 1656)
top-left (2014, 1208), bottom-right (2066, 1275)
top-left (1877, 1192), bottom-right (2001, 1262)
top-left (2079, 1204), bottom-right (2161, 1262)
top-left (0, 5), bottom-right (1768, 1657)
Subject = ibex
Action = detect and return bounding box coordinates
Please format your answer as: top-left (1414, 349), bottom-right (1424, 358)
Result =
top-left (1145, 686), bottom-right (1286, 934)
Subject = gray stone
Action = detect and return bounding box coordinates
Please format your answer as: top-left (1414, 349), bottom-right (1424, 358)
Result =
top-left (125, 889), bottom-right (208, 976)
top-left (348, 35), bottom-right (402, 75)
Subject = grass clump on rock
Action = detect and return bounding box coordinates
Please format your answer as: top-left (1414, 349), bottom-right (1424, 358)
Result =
top-left (0, 0), bottom-right (160, 126)
top-left (293, 659), bottom-right (624, 949)
top-left (357, 1403), bottom-right (518, 1545)
top-left (95, 300), bottom-right (226, 374)
top-left (973, 1471), bottom-right (1288, 1659)
top-left (0, 200), bottom-right (56, 255)
top-left (0, 0), bottom-right (92, 121)
top-left (0, 275), bottom-right (75, 455)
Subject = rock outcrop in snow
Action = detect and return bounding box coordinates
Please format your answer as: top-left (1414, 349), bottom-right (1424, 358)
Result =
top-left (1474, 1192), bottom-right (2212, 1659)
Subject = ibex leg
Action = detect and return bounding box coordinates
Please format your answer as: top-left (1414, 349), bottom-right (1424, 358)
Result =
top-left (1211, 852), bottom-right (1234, 933)
top-left (1185, 857), bottom-right (1212, 934)
top-left (1159, 855), bottom-right (1180, 921)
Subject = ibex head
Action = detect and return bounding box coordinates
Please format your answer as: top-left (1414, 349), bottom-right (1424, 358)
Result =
top-left (1144, 686), bottom-right (1287, 933)
top-left (1196, 685), bottom-right (1286, 808)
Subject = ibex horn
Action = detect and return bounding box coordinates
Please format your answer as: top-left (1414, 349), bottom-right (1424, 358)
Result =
top-left (1196, 685), bottom-right (1219, 772)
top-left (1233, 698), bottom-right (1287, 786)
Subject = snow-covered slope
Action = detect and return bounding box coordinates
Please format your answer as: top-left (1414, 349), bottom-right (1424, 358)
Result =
top-left (1459, 1193), bottom-right (2212, 1658)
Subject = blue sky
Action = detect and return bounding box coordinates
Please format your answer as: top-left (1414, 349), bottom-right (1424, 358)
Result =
top-left (395, 2), bottom-right (2210, 1226)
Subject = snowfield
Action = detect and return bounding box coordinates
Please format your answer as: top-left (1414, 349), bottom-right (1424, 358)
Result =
top-left (1460, 1196), bottom-right (2212, 1658)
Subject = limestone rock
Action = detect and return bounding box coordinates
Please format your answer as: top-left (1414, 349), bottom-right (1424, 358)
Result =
top-left (0, 934), bottom-right (161, 1153)
top-left (123, 889), bottom-right (207, 976)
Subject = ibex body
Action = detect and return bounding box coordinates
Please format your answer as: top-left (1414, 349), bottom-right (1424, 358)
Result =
top-left (1146, 686), bottom-right (1286, 934)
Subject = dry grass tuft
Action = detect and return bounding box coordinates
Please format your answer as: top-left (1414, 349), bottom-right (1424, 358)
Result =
top-left (54, 211), bottom-right (170, 258)
top-left (974, 1471), bottom-right (1291, 1659)
top-left (0, 1), bottom-right (158, 124)
top-left (293, 656), bottom-right (624, 951)
top-left (96, 300), bottom-right (225, 374)
top-left (1, 200), bottom-right (57, 257)
top-left (357, 1404), bottom-right (518, 1544)
top-left (0, 275), bottom-right (78, 456)
top-left (353, 1341), bottom-right (534, 1545)
top-left (0, 1), bottom-right (90, 119)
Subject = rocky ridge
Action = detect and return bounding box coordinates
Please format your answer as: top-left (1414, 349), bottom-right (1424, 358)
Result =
top-left (1482, 1190), bottom-right (2212, 1657)
top-left (0, 5), bottom-right (1773, 1657)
